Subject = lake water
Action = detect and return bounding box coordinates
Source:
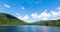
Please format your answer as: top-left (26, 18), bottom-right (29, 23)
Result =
top-left (0, 26), bottom-right (60, 32)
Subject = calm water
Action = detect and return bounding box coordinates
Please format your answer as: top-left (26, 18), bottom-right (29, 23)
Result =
top-left (0, 26), bottom-right (60, 32)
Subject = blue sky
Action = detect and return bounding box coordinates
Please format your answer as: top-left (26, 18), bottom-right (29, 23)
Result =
top-left (0, 0), bottom-right (60, 23)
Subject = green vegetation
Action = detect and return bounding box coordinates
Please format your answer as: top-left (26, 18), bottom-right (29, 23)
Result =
top-left (0, 13), bottom-right (28, 26)
top-left (0, 13), bottom-right (60, 26)
top-left (31, 20), bottom-right (60, 26)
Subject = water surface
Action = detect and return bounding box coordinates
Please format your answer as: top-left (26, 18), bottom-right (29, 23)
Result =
top-left (0, 26), bottom-right (60, 32)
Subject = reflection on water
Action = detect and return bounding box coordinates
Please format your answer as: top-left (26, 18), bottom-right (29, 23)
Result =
top-left (0, 26), bottom-right (60, 32)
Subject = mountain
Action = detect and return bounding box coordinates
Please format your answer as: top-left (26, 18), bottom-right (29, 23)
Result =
top-left (0, 13), bottom-right (60, 26)
top-left (0, 13), bottom-right (28, 26)
top-left (32, 19), bottom-right (60, 26)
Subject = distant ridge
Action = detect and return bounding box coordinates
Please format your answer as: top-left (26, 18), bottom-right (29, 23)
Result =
top-left (31, 19), bottom-right (60, 26)
top-left (0, 13), bottom-right (60, 26)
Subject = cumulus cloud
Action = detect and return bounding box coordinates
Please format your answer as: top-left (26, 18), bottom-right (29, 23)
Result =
top-left (50, 10), bottom-right (60, 20)
top-left (22, 15), bottom-right (29, 20)
top-left (4, 4), bottom-right (10, 8)
top-left (31, 10), bottom-right (50, 20)
top-left (16, 7), bottom-right (60, 23)
top-left (31, 12), bottom-right (38, 18)
top-left (38, 10), bottom-right (50, 18)
top-left (58, 7), bottom-right (60, 10)
top-left (51, 10), bottom-right (60, 17)
top-left (16, 13), bottom-right (29, 20)
top-left (31, 8), bottom-right (60, 20)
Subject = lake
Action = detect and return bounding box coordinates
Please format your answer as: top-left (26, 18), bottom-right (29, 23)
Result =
top-left (0, 26), bottom-right (60, 32)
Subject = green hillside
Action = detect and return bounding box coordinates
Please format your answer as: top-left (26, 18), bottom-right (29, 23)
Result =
top-left (0, 13), bottom-right (60, 26)
top-left (31, 19), bottom-right (60, 26)
top-left (0, 13), bottom-right (28, 26)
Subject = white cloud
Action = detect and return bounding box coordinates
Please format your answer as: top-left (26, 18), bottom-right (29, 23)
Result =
top-left (31, 10), bottom-right (50, 20)
top-left (21, 6), bottom-right (25, 10)
top-left (22, 15), bottom-right (29, 20)
top-left (41, 18), bottom-right (48, 20)
top-left (58, 7), bottom-right (60, 10)
top-left (31, 13), bottom-right (38, 18)
top-left (16, 7), bottom-right (60, 23)
top-left (4, 4), bottom-right (10, 8)
top-left (51, 11), bottom-right (60, 17)
top-left (50, 10), bottom-right (60, 20)
top-left (16, 13), bottom-right (29, 21)
top-left (32, 1), bottom-right (41, 4)
top-left (16, 13), bottom-right (20, 16)
top-left (38, 11), bottom-right (50, 18)
top-left (16, 13), bottom-right (22, 19)
top-left (31, 9), bottom-right (60, 20)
